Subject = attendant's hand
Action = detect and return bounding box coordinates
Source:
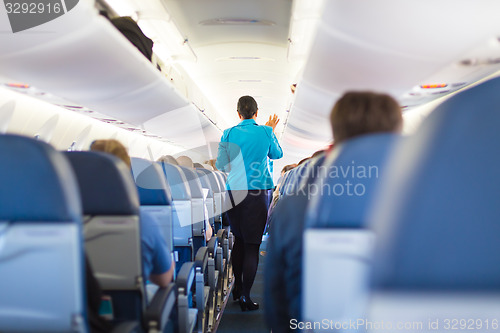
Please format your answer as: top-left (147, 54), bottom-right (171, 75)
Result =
top-left (265, 114), bottom-right (280, 131)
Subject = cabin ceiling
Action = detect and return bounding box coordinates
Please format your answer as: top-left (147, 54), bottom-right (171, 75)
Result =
top-left (2, 0), bottom-right (500, 167)
top-left (161, 0), bottom-right (297, 130)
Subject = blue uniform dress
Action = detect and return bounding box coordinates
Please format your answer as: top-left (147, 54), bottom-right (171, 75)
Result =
top-left (216, 119), bottom-right (283, 244)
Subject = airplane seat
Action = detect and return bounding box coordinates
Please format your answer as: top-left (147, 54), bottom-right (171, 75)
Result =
top-left (281, 167), bottom-right (300, 197)
top-left (159, 161), bottom-right (195, 271)
top-left (194, 246), bottom-right (211, 333)
top-left (131, 157), bottom-right (174, 264)
top-left (367, 77), bottom-right (500, 332)
top-left (288, 160), bottom-right (313, 194)
top-left (196, 168), bottom-right (224, 232)
top-left (178, 166), bottom-right (208, 252)
top-left (197, 169), bottom-right (231, 302)
top-left (278, 169), bottom-right (292, 196)
top-left (176, 262), bottom-right (198, 333)
top-left (0, 134), bottom-right (86, 333)
top-left (65, 151), bottom-right (175, 332)
top-left (214, 171), bottom-right (228, 225)
top-left (195, 169), bottom-right (216, 230)
top-left (206, 237), bottom-right (220, 331)
top-left (302, 133), bottom-right (401, 330)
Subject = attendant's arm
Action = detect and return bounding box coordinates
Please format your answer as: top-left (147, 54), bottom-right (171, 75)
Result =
top-left (215, 132), bottom-right (230, 172)
top-left (268, 130), bottom-right (283, 159)
top-left (265, 114), bottom-right (283, 159)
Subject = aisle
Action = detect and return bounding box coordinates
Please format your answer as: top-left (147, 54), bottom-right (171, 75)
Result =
top-left (216, 246), bottom-right (269, 333)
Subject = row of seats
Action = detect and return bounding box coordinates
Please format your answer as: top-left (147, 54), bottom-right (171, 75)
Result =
top-left (0, 134), bottom-right (232, 333)
top-left (272, 77), bottom-right (500, 332)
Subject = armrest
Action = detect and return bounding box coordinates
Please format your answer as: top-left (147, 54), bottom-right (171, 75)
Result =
top-left (195, 246), bottom-right (208, 272)
top-left (207, 237), bottom-right (218, 257)
top-left (110, 321), bottom-right (141, 333)
top-left (177, 262), bottom-right (195, 295)
top-left (143, 283), bottom-right (177, 332)
top-left (216, 229), bottom-right (227, 244)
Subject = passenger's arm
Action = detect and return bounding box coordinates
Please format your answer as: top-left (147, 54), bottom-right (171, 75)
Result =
top-left (149, 261), bottom-right (175, 288)
top-left (205, 219), bottom-right (213, 241)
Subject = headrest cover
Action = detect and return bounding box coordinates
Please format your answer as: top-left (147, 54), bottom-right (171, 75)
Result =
top-left (131, 158), bottom-right (172, 205)
top-left (65, 151), bottom-right (139, 215)
top-left (0, 135), bottom-right (81, 222)
top-left (371, 77), bottom-right (500, 291)
top-left (195, 170), bottom-right (214, 198)
top-left (297, 153), bottom-right (327, 191)
top-left (284, 159), bottom-right (313, 195)
top-left (197, 168), bottom-right (222, 193)
top-left (306, 133), bottom-right (400, 229)
top-left (179, 166), bottom-right (204, 198)
top-left (159, 162), bottom-right (191, 200)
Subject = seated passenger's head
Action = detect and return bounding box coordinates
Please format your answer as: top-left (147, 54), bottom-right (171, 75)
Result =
top-left (281, 164), bottom-right (296, 175)
top-left (90, 139), bottom-right (131, 168)
top-left (330, 91), bottom-right (402, 143)
top-left (157, 155), bottom-right (178, 165)
top-left (237, 95), bottom-right (258, 119)
top-left (176, 155), bottom-right (194, 168)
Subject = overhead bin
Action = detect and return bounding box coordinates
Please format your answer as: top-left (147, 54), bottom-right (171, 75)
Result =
top-left (0, 0), bottom-right (221, 148)
top-left (281, 0), bottom-right (500, 162)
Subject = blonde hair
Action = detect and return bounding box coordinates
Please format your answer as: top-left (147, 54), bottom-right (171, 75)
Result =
top-left (90, 139), bottom-right (131, 168)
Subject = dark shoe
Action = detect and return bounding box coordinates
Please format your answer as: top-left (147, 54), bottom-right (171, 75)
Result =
top-left (232, 285), bottom-right (242, 301)
top-left (239, 296), bottom-right (259, 311)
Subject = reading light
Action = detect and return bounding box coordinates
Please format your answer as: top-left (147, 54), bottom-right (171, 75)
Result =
top-left (420, 84), bottom-right (448, 89)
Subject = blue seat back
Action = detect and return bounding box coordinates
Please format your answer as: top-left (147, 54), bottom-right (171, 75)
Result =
top-left (0, 134), bottom-right (85, 332)
top-left (131, 157), bottom-right (174, 255)
top-left (131, 157), bottom-right (173, 206)
top-left (306, 133), bottom-right (400, 229)
top-left (65, 151), bottom-right (144, 321)
top-left (370, 77), bottom-right (500, 292)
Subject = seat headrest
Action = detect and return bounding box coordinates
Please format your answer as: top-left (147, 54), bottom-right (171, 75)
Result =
top-left (178, 166), bottom-right (204, 198)
top-left (64, 151), bottom-right (139, 216)
top-left (285, 159), bottom-right (316, 195)
top-left (159, 162), bottom-right (191, 200)
top-left (0, 135), bottom-right (81, 222)
top-left (131, 158), bottom-right (172, 206)
top-left (371, 77), bottom-right (500, 291)
top-left (195, 170), bottom-right (214, 198)
top-left (197, 168), bottom-right (222, 193)
top-left (297, 153), bottom-right (327, 191)
top-left (306, 133), bottom-right (400, 229)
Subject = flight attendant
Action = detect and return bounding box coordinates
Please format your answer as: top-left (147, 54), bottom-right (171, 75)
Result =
top-left (216, 95), bottom-right (283, 311)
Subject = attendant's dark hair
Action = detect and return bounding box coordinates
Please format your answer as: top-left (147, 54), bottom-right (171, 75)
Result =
top-left (237, 96), bottom-right (258, 119)
top-left (330, 91), bottom-right (402, 143)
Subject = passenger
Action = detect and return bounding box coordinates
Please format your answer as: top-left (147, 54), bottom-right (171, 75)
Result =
top-left (264, 91), bottom-right (402, 333)
top-left (216, 95), bottom-right (283, 311)
top-left (193, 162), bottom-right (205, 168)
top-left (176, 155), bottom-right (194, 168)
top-left (202, 163), bottom-right (214, 170)
top-left (205, 159), bottom-right (217, 170)
top-left (90, 139), bottom-right (175, 287)
top-left (157, 155), bottom-right (179, 165)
